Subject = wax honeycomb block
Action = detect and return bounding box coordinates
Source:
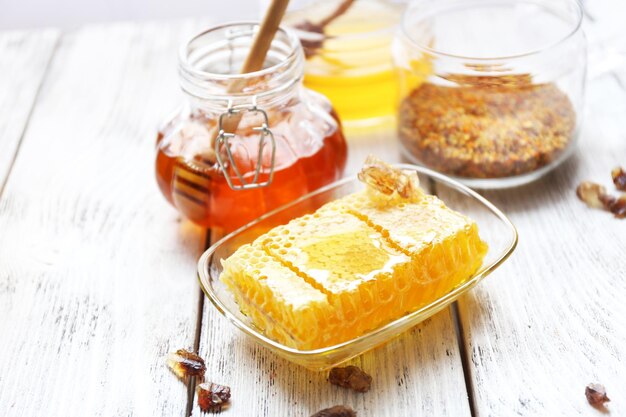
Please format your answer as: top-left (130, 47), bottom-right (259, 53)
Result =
top-left (221, 186), bottom-right (488, 350)
top-left (325, 191), bottom-right (488, 302)
top-left (256, 211), bottom-right (415, 345)
top-left (220, 244), bottom-right (335, 349)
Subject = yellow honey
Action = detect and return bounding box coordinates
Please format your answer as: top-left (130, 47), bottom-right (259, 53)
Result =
top-left (329, 191), bottom-right (488, 304)
top-left (284, 0), bottom-right (404, 125)
top-left (221, 186), bottom-right (487, 350)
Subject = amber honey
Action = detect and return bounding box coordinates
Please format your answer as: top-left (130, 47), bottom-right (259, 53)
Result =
top-left (156, 111), bottom-right (346, 231)
top-left (155, 24), bottom-right (348, 231)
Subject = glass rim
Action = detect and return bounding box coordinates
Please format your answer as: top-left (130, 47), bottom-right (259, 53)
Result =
top-left (179, 21), bottom-right (302, 83)
top-left (400, 0), bottom-right (584, 61)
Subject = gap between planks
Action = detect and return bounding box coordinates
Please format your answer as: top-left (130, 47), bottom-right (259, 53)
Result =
top-left (187, 228), bottom-right (218, 416)
top-left (0, 33), bottom-right (61, 200)
top-left (428, 176), bottom-right (478, 417)
top-left (450, 302), bottom-right (477, 417)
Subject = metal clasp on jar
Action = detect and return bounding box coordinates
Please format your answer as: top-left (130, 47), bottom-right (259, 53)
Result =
top-left (214, 103), bottom-right (277, 191)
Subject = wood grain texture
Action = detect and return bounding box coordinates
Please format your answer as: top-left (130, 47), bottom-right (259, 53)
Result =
top-left (0, 21), bottom-right (212, 416)
top-left (195, 308), bottom-right (471, 417)
top-left (0, 30), bottom-right (59, 188)
top-left (193, 131), bottom-right (472, 417)
top-left (2, 1), bottom-right (625, 414)
top-left (437, 64), bottom-right (626, 417)
top-left (433, 5), bottom-right (626, 414)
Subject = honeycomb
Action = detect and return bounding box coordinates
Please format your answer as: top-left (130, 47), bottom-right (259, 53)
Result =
top-left (220, 244), bottom-right (335, 349)
top-left (221, 182), bottom-right (487, 350)
top-left (324, 191), bottom-right (488, 302)
top-left (257, 211), bottom-right (415, 344)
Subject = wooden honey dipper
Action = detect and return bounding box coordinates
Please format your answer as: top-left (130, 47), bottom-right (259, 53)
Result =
top-left (171, 0), bottom-right (290, 224)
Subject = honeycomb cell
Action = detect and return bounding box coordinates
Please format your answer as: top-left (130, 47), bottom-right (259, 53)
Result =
top-left (220, 244), bottom-right (334, 349)
top-left (220, 184), bottom-right (487, 350)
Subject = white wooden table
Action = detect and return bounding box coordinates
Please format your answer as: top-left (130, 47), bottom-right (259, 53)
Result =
top-left (1, 2), bottom-right (625, 416)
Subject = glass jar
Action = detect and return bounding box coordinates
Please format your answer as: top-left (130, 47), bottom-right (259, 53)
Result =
top-left (281, 0), bottom-right (405, 129)
top-left (393, 0), bottom-right (586, 188)
top-left (156, 23), bottom-right (347, 231)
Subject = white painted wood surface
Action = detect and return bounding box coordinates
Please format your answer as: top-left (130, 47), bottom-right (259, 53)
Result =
top-left (438, 73), bottom-right (626, 417)
top-left (1, 0), bottom-right (626, 415)
top-left (195, 309), bottom-right (471, 417)
top-left (0, 30), bottom-right (59, 186)
top-left (0, 21), bottom-right (211, 416)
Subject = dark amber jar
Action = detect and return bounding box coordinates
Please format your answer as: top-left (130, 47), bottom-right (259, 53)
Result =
top-left (156, 23), bottom-right (347, 231)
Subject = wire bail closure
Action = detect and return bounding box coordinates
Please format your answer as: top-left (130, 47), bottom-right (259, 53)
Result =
top-left (214, 104), bottom-right (277, 191)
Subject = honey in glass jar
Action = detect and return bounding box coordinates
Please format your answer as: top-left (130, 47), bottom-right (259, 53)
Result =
top-left (282, 0), bottom-right (406, 128)
top-left (156, 23), bottom-right (347, 232)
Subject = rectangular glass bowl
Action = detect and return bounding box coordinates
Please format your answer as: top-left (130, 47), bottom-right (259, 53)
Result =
top-left (197, 164), bottom-right (518, 370)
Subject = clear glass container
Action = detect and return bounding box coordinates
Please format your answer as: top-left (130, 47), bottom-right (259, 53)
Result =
top-left (393, 0), bottom-right (586, 188)
top-left (197, 164), bottom-right (517, 370)
top-left (281, 0), bottom-right (406, 128)
top-left (156, 23), bottom-right (347, 232)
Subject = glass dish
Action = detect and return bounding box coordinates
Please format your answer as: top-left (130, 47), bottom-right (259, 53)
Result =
top-left (393, 0), bottom-right (586, 188)
top-left (197, 164), bottom-right (518, 370)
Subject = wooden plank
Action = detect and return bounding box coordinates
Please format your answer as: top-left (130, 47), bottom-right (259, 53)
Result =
top-left (195, 307), bottom-right (471, 417)
top-left (193, 132), bottom-right (472, 417)
top-left (438, 73), bottom-right (626, 416)
top-left (0, 21), bottom-right (214, 416)
top-left (0, 30), bottom-right (59, 188)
